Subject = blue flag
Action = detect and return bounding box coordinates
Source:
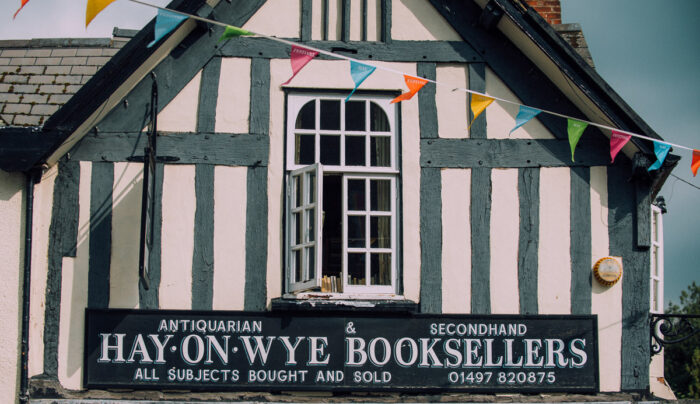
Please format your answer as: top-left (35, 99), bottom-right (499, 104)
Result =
top-left (147, 9), bottom-right (188, 48)
top-left (345, 61), bottom-right (376, 102)
top-left (648, 141), bottom-right (671, 171)
top-left (509, 105), bottom-right (541, 134)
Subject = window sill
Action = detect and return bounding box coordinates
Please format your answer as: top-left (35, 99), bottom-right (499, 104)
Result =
top-left (271, 295), bottom-right (418, 313)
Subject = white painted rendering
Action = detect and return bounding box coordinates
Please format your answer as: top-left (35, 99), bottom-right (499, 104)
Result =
top-left (0, 170), bottom-right (24, 404)
top-left (441, 169), bottom-right (471, 313)
top-left (391, 0), bottom-right (461, 41)
top-left (366, 0), bottom-right (380, 41)
top-left (213, 166), bottom-right (248, 310)
top-left (349, 0), bottom-right (362, 41)
top-left (650, 353), bottom-right (676, 399)
top-left (490, 168), bottom-right (519, 314)
top-left (109, 162), bottom-right (143, 309)
top-left (160, 165), bottom-right (196, 309)
top-left (311, 0), bottom-right (323, 40)
top-left (590, 165), bottom-right (622, 391)
top-left (157, 71), bottom-right (201, 133)
top-left (436, 65), bottom-right (468, 138)
top-left (281, 59), bottom-right (407, 91)
top-left (28, 165), bottom-right (57, 378)
top-left (57, 162), bottom-right (91, 389)
top-left (327, 0), bottom-right (341, 41)
top-left (537, 167), bottom-right (571, 314)
top-left (485, 67), bottom-right (554, 140)
top-left (216, 58), bottom-right (252, 134)
top-left (243, 0), bottom-right (300, 38)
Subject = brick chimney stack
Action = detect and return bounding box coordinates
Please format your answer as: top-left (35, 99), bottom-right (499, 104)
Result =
top-left (525, 0), bottom-right (562, 25)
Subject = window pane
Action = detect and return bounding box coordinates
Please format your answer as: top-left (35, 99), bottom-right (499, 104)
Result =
top-left (371, 136), bottom-right (391, 167)
top-left (294, 250), bottom-right (301, 282)
top-left (371, 179), bottom-right (391, 211)
top-left (307, 208), bottom-right (315, 242)
top-left (295, 100), bottom-right (315, 129)
top-left (307, 246), bottom-right (315, 280)
top-left (370, 102), bottom-right (390, 132)
top-left (348, 215), bottom-right (365, 248)
top-left (320, 100), bottom-right (340, 130)
top-left (320, 135), bottom-right (340, 165)
top-left (348, 253), bottom-right (366, 285)
top-left (296, 134), bottom-right (315, 165)
top-left (293, 176), bottom-right (301, 208)
top-left (371, 216), bottom-right (391, 248)
top-left (371, 253), bottom-right (391, 285)
top-left (308, 171), bottom-right (316, 204)
top-left (293, 212), bottom-right (302, 244)
top-left (345, 136), bottom-right (365, 166)
top-left (347, 179), bottom-right (365, 211)
top-left (345, 100), bottom-right (366, 131)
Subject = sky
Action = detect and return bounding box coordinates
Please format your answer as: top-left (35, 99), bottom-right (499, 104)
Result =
top-left (1, 0), bottom-right (698, 307)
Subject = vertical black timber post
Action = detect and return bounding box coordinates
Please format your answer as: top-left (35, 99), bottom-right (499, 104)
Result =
top-left (418, 62), bottom-right (441, 313)
top-left (301, 0), bottom-right (312, 42)
top-left (469, 62), bottom-right (490, 314)
top-left (381, 0), bottom-right (391, 43)
top-left (322, 0), bottom-right (329, 41)
top-left (341, 0), bottom-right (351, 42)
top-left (139, 163), bottom-right (164, 309)
top-left (518, 167), bottom-right (539, 314)
top-left (361, 0), bottom-right (368, 41)
top-left (608, 161), bottom-right (650, 392)
top-left (88, 162), bottom-right (113, 309)
top-left (191, 57), bottom-right (221, 310)
top-left (635, 182), bottom-right (651, 249)
top-left (570, 166), bottom-right (592, 314)
top-left (43, 159), bottom-right (80, 378)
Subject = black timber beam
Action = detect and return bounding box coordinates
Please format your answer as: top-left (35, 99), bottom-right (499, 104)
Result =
top-left (0, 127), bottom-right (58, 172)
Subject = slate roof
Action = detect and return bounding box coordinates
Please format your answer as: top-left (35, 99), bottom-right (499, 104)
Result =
top-left (0, 29), bottom-right (136, 127)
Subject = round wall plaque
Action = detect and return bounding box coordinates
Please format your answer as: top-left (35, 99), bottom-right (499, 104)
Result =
top-left (593, 256), bottom-right (622, 286)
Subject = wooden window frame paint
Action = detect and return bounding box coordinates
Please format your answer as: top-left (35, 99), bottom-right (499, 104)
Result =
top-left (650, 204), bottom-right (664, 314)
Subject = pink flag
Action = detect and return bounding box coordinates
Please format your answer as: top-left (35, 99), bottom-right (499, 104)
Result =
top-left (282, 46), bottom-right (318, 85)
top-left (610, 130), bottom-right (631, 163)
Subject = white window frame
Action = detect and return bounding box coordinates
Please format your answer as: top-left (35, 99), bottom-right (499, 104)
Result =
top-left (285, 93), bottom-right (399, 296)
top-left (650, 204), bottom-right (664, 314)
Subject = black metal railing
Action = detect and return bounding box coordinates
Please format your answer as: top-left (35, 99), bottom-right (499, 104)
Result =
top-left (650, 313), bottom-right (700, 356)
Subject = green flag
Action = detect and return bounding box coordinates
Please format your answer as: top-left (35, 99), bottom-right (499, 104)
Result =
top-left (218, 25), bottom-right (253, 42)
top-left (567, 119), bottom-right (588, 162)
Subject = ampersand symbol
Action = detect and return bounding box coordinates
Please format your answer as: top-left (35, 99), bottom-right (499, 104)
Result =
top-left (345, 322), bottom-right (356, 335)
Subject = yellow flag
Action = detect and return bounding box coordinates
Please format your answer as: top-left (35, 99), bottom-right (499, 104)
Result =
top-left (86, 0), bottom-right (117, 27)
top-left (469, 94), bottom-right (494, 128)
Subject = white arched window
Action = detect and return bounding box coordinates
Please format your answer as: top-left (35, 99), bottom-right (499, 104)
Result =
top-left (285, 93), bottom-right (399, 296)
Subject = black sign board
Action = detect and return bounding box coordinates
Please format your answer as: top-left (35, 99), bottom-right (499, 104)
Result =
top-left (85, 309), bottom-right (598, 393)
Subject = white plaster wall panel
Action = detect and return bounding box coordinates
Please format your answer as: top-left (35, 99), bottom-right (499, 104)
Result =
top-left (109, 162), bottom-right (142, 308)
top-left (156, 71), bottom-right (201, 133)
top-left (436, 64), bottom-right (468, 138)
top-left (213, 166), bottom-right (247, 310)
top-left (489, 168), bottom-right (519, 314)
top-left (57, 162), bottom-right (91, 389)
top-left (215, 58), bottom-right (252, 134)
top-left (441, 169), bottom-right (471, 313)
top-left (485, 67), bottom-right (553, 140)
top-left (590, 165), bottom-right (621, 391)
top-left (281, 59), bottom-right (408, 91)
top-left (328, 0), bottom-right (341, 41)
top-left (242, 0), bottom-right (300, 38)
top-left (537, 167), bottom-right (571, 314)
top-left (366, 0), bottom-right (379, 41)
top-left (350, 0), bottom-right (362, 41)
top-left (311, 0), bottom-right (323, 40)
top-left (28, 165), bottom-right (57, 377)
top-left (160, 165), bottom-right (196, 309)
top-left (392, 0), bottom-right (461, 41)
top-left (0, 170), bottom-right (24, 403)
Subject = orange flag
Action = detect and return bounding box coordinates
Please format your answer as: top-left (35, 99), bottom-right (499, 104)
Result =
top-left (469, 94), bottom-right (494, 128)
top-left (692, 149), bottom-right (700, 177)
top-left (13, 0), bottom-right (29, 19)
top-left (86, 0), bottom-right (117, 27)
top-left (391, 75), bottom-right (428, 104)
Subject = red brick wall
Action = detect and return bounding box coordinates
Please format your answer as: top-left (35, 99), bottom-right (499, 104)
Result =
top-left (525, 0), bottom-right (561, 25)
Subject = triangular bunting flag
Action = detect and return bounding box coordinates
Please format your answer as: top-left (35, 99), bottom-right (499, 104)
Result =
top-left (567, 119), bottom-right (588, 162)
top-left (692, 150), bottom-right (700, 177)
top-left (282, 46), bottom-right (319, 85)
top-left (509, 105), bottom-right (541, 134)
top-left (345, 61), bottom-right (376, 102)
top-left (86, 0), bottom-right (117, 27)
top-left (218, 25), bottom-right (253, 42)
top-left (147, 9), bottom-right (188, 48)
top-left (13, 0), bottom-right (29, 19)
top-left (469, 94), bottom-right (494, 129)
top-left (391, 75), bottom-right (428, 104)
top-left (610, 130), bottom-right (631, 163)
top-left (648, 141), bottom-right (671, 171)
